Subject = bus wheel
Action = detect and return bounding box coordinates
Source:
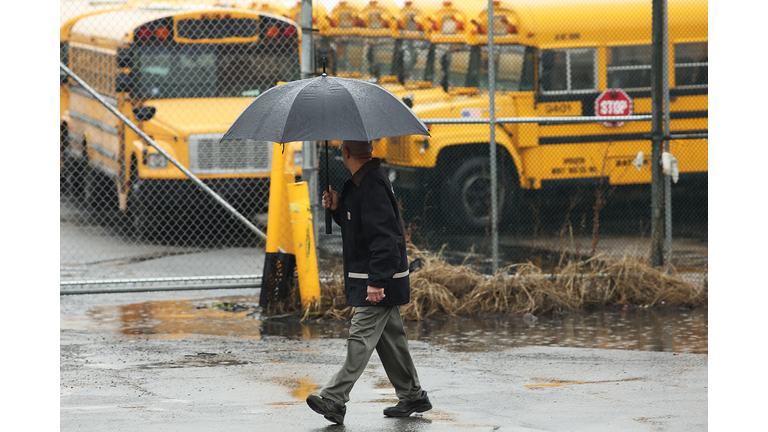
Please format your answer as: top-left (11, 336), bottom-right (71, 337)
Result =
top-left (61, 126), bottom-right (84, 199)
top-left (84, 168), bottom-right (112, 213)
top-left (129, 177), bottom-right (158, 242)
top-left (442, 156), bottom-right (515, 231)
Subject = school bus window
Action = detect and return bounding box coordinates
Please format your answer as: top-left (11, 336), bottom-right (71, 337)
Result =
top-left (217, 44), bottom-right (298, 95)
top-left (540, 48), bottom-right (596, 93)
top-left (479, 45), bottom-right (534, 92)
top-left (339, 12), bottom-right (355, 28)
top-left (368, 12), bottom-right (384, 29)
top-left (404, 13), bottom-right (419, 31)
top-left (135, 44), bottom-right (297, 99)
top-left (333, 37), bottom-right (367, 74)
top-left (492, 16), bottom-right (511, 36)
top-left (443, 45), bottom-right (480, 88)
top-left (607, 44), bottom-right (652, 90)
top-left (440, 15), bottom-right (458, 35)
top-left (674, 42), bottom-right (707, 87)
top-left (367, 40), bottom-right (395, 76)
top-left (400, 39), bottom-right (433, 83)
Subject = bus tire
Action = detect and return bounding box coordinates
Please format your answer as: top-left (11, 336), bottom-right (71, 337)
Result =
top-left (61, 125), bottom-right (84, 199)
top-left (129, 178), bottom-right (156, 242)
top-left (83, 167), bottom-right (113, 213)
top-left (441, 156), bottom-right (516, 231)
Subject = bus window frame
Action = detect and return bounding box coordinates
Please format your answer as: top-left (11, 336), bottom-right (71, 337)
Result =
top-left (606, 44), bottom-right (652, 91)
top-left (673, 41), bottom-right (708, 89)
top-left (478, 44), bottom-right (536, 93)
top-left (539, 47), bottom-right (598, 95)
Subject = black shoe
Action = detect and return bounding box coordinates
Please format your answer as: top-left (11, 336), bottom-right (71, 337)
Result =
top-left (383, 390), bottom-right (432, 417)
top-left (306, 394), bottom-right (346, 425)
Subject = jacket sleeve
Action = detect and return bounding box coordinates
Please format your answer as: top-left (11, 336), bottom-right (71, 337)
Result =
top-left (360, 177), bottom-right (403, 288)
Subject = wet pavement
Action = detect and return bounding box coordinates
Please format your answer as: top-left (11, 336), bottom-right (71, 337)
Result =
top-left (60, 288), bottom-right (707, 431)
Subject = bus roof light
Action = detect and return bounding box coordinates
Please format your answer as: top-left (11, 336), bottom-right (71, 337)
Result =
top-left (266, 25), bottom-right (280, 38)
top-left (282, 25), bottom-right (297, 38)
top-left (508, 24), bottom-right (518, 34)
top-left (137, 26), bottom-right (152, 40)
top-left (155, 25), bottom-right (170, 40)
top-left (443, 1), bottom-right (452, 6)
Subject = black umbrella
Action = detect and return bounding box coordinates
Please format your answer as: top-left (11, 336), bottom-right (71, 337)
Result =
top-left (221, 72), bottom-right (430, 234)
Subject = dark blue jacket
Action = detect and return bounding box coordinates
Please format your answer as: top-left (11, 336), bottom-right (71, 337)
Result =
top-left (332, 159), bottom-right (410, 307)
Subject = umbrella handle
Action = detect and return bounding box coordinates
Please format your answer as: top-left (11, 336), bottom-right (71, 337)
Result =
top-left (325, 140), bottom-right (332, 235)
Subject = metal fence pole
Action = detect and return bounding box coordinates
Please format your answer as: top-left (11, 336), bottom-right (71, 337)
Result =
top-left (487, 0), bottom-right (499, 274)
top-left (650, 0), bottom-right (666, 267)
top-left (661, 0), bottom-right (673, 271)
top-left (300, 0), bottom-right (320, 246)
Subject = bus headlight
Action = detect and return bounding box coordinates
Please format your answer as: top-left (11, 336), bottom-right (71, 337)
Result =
top-left (147, 153), bottom-right (168, 169)
top-left (293, 150), bottom-right (303, 167)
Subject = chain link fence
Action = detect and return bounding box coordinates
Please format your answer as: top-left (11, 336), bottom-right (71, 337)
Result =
top-left (60, 0), bottom-right (707, 292)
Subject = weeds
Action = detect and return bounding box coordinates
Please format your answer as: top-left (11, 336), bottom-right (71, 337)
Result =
top-left (301, 245), bottom-right (706, 322)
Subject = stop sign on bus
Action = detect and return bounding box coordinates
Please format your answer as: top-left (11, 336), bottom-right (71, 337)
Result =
top-left (595, 89), bottom-right (632, 127)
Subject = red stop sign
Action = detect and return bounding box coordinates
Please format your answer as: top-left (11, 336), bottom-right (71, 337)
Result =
top-left (595, 89), bottom-right (632, 127)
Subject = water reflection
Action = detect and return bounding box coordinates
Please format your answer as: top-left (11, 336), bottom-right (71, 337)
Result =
top-left (62, 294), bottom-right (706, 353)
top-left (263, 307), bottom-right (708, 354)
top-left (61, 299), bottom-right (263, 339)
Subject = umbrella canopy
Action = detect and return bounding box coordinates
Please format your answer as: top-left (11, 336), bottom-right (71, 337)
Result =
top-left (221, 73), bottom-right (430, 143)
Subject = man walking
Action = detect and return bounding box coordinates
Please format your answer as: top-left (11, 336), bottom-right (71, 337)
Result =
top-left (306, 140), bottom-right (432, 425)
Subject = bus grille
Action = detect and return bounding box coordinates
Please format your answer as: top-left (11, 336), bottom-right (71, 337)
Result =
top-left (189, 134), bottom-right (272, 174)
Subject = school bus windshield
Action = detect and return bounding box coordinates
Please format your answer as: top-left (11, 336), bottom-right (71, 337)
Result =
top-left (399, 39), bottom-right (433, 83)
top-left (134, 43), bottom-right (298, 99)
top-left (438, 44), bottom-right (479, 88)
top-left (479, 45), bottom-right (536, 92)
top-left (366, 38), bottom-right (395, 77)
top-left (332, 36), bottom-right (367, 76)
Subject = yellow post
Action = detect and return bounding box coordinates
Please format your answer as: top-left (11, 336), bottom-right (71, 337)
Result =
top-left (266, 142), bottom-right (294, 254)
top-left (286, 181), bottom-right (321, 307)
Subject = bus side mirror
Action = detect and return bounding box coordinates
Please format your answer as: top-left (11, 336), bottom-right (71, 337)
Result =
top-left (132, 106), bottom-right (156, 122)
top-left (60, 70), bottom-right (68, 85)
top-left (402, 93), bottom-right (414, 108)
top-left (117, 48), bottom-right (133, 69)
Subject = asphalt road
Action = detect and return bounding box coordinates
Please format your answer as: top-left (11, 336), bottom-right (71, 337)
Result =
top-left (60, 289), bottom-right (707, 432)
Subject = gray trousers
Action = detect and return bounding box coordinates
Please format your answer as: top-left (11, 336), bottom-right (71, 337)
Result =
top-left (320, 306), bottom-right (422, 406)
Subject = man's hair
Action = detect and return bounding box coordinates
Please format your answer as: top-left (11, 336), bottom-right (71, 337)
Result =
top-left (342, 140), bottom-right (373, 160)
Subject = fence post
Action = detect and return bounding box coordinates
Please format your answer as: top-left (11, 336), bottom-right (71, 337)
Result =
top-left (487, 0), bottom-right (499, 274)
top-left (650, 0), bottom-right (666, 267)
top-left (300, 0), bottom-right (320, 248)
top-left (661, 0), bottom-right (673, 271)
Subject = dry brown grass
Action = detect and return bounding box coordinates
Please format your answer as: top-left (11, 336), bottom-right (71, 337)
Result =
top-left (264, 245), bottom-right (707, 322)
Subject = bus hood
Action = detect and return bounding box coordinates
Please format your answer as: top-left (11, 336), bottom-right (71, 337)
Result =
top-left (410, 94), bottom-right (496, 121)
top-left (142, 98), bottom-right (254, 136)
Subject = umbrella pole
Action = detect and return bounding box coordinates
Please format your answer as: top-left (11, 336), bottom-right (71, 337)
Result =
top-left (325, 140), bottom-right (332, 234)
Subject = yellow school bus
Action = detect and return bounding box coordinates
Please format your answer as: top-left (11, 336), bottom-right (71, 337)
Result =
top-left (61, 4), bottom-right (303, 238)
top-left (384, 0), bottom-right (708, 230)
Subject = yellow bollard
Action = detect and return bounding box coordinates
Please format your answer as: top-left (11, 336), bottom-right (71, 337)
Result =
top-left (266, 142), bottom-right (294, 254)
top-left (286, 181), bottom-right (321, 307)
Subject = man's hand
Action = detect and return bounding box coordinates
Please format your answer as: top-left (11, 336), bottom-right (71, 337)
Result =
top-left (322, 188), bottom-right (339, 211)
top-left (365, 286), bottom-right (385, 305)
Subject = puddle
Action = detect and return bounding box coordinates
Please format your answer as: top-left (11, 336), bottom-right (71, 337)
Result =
top-left (62, 295), bottom-right (706, 353)
top-left (61, 298), bottom-right (262, 340)
top-left (261, 306), bottom-right (708, 354)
